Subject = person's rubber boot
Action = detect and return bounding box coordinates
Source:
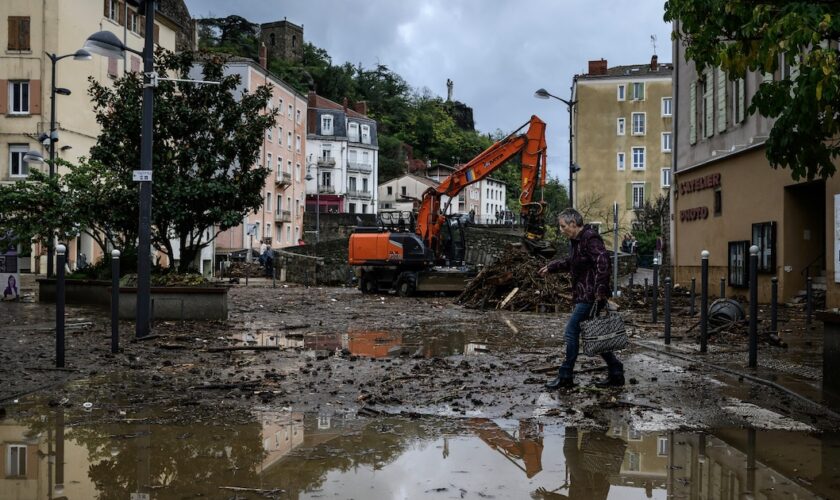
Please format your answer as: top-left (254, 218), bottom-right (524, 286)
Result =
top-left (594, 373), bottom-right (625, 388)
top-left (545, 374), bottom-right (574, 391)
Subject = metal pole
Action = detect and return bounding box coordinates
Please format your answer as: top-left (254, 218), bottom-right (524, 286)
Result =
top-left (806, 276), bottom-right (813, 327)
top-left (55, 409), bottom-right (65, 497)
top-left (690, 277), bottom-right (696, 316)
top-left (47, 55), bottom-right (57, 279)
top-left (652, 261), bottom-right (659, 323)
top-left (612, 202), bottom-right (618, 297)
top-left (316, 166), bottom-right (320, 243)
top-left (111, 249), bottom-right (120, 354)
top-left (56, 244), bottom-right (66, 368)
top-left (720, 277), bottom-right (726, 298)
top-left (568, 102), bottom-right (574, 208)
top-left (644, 278), bottom-right (649, 304)
top-left (700, 250), bottom-right (709, 353)
top-left (771, 276), bottom-right (778, 334)
top-left (135, 0), bottom-right (156, 339)
top-left (749, 245), bottom-right (759, 368)
top-left (629, 273), bottom-right (634, 287)
top-left (664, 277), bottom-right (671, 345)
top-left (746, 428), bottom-right (757, 494)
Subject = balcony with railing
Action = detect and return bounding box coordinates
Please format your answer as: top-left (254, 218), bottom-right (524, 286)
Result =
top-left (318, 185), bottom-right (336, 194)
top-left (275, 171), bottom-right (292, 188)
top-left (274, 210), bottom-right (292, 223)
top-left (346, 189), bottom-right (372, 200)
top-left (346, 162), bottom-right (372, 174)
top-left (317, 157), bottom-right (336, 168)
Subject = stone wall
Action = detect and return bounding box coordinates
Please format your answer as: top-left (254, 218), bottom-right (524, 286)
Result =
top-left (302, 213), bottom-right (377, 244)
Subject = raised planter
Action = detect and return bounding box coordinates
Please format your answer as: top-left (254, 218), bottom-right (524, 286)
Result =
top-left (38, 279), bottom-right (229, 320)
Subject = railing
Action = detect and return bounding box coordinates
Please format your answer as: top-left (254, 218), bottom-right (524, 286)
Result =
top-left (801, 251), bottom-right (825, 279)
top-left (317, 158), bottom-right (336, 168)
top-left (347, 189), bottom-right (372, 200)
top-left (274, 210), bottom-right (292, 223)
top-left (318, 185), bottom-right (335, 194)
top-left (275, 171), bottom-right (292, 187)
top-left (346, 162), bottom-right (372, 174)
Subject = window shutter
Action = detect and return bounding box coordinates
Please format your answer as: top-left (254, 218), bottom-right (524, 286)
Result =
top-left (644, 182), bottom-right (651, 202)
top-left (20, 17), bottom-right (30, 50)
top-left (118, 1), bottom-right (125, 25)
top-left (108, 57), bottom-right (118, 77)
top-left (153, 24), bottom-right (160, 45)
top-left (689, 82), bottom-right (697, 145)
top-left (716, 67), bottom-right (727, 133)
top-left (104, 0), bottom-right (109, 16)
top-left (8, 18), bottom-right (19, 50)
top-left (139, 15), bottom-right (145, 35)
top-left (736, 78), bottom-right (745, 123)
top-left (0, 80), bottom-right (7, 114)
top-left (703, 69), bottom-right (714, 138)
top-left (29, 80), bottom-right (40, 115)
top-left (626, 183), bottom-right (632, 208)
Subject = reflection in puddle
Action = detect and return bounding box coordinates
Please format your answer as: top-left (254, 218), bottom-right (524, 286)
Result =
top-left (1, 405), bottom-right (837, 499)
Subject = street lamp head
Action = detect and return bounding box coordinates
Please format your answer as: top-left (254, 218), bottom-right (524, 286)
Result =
top-left (570, 163), bottom-right (581, 173)
top-left (55, 87), bottom-right (71, 96)
top-left (73, 49), bottom-right (92, 61)
top-left (305, 172), bottom-right (313, 181)
top-left (83, 31), bottom-right (129, 59)
top-left (23, 150), bottom-right (45, 164)
top-left (534, 88), bottom-right (550, 99)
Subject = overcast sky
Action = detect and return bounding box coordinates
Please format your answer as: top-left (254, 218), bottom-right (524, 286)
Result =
top-left (184, 0), bottom-right (673, 182)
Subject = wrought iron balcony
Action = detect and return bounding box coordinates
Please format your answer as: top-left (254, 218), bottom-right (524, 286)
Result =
top-left (347, 189), bottom-right (372, 200)
top-left (274, 210), bottom-right (292, 223)
top-left (318, 185), bottom-right (335, 194)
top-left (346, 161), bottom-right (372, 174)
top-left (275, 171), bottom-right (292, 187)
top-left (317, 157), bottom-right (336, 168)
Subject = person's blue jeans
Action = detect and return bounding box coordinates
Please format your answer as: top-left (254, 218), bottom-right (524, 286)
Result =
top-left (559, 302), bottom-right (624, 379)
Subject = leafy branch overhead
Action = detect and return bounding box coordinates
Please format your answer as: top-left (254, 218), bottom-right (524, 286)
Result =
top-left (665, 0), bottom-right (840, 180)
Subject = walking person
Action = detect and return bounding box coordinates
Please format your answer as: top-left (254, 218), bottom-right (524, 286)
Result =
top-left (538, 208), bottom-right (625, 389)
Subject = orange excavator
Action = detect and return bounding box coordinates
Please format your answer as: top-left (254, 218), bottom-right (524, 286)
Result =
top-left (348, 115), bottom-right (555, 295)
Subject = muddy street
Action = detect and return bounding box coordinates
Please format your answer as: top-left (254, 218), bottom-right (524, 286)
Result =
top-left (2, 276), bottom-right (840, 498)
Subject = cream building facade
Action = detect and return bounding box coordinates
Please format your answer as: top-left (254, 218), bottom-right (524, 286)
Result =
top-left (573, 57), bottom-right (673, 236)
top-left (0, 0), bottom-right (181, 271)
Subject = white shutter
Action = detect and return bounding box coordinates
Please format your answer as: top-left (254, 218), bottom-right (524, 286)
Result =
top-left (716, 67), bottom-right (727, 133)
top-left (703, 69), bottom-right (714, 138)
top-left (689, 82), bottom-right (697, 145)
top-left (736, 78), bottom-right (746, 123)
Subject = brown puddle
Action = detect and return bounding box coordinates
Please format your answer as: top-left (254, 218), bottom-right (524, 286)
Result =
top-left (1, 402), bottom-right (838, 499)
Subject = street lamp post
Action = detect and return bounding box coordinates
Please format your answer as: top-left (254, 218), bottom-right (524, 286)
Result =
top-left (534, 88), bottom-right (579, 209)
top-left (305, 160), bottom-right (320, 243)
top-left (84, 1), bottom-right (157, 338)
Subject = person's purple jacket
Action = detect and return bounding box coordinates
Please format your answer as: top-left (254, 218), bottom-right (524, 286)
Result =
top-left (546, 224), bottom-right (611, 304)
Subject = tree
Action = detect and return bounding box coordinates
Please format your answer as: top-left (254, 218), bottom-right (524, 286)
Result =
top-left (0, 170), bottom-right (81, 250)
top-left (665, 0), bottom-right (840, 180)
top-left (87, 49), bottom-right (277, 272)
top-left (196, 15), bottom-right (259, 60)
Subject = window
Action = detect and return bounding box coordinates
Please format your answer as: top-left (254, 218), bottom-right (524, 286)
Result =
top-left (105, 0), bottom-right (118, 21)
top-left (626, 451), bottom-right (641, 471)
top-left (7, 16), bottom-right (30, 51)
top-left (348, 122), bottom-right (359, 142)
top-left (296, 109), bottom-right (301, 124)
top-left (632, 82), bottom-right (645, 100)
top-left (616, 152), bottom-right (625, 171)
top-left (321, 144), bottom-right (332, 160)
top-left (617, 84), bottom-right (626, 101)
top-left (267, 127), bottom-right (272, 141)
top-left (714, 189), bottom-right (722, 216)
top-left (6, 444), bottom-right (26, 476)
top-left (662, 97), bottom-right (672, 117)
top-left (728, 241), bottom-right (749, 287)
top-left (8, 81), bottom-right (29, 114)
top-left (661, 132), bottom-right (672, 152)
top-left (617, 117), bottom-right (625, 136)
top-left (295, 135), bottom-right (301, 152)
top-left (752, 221), bottom-right (776, 273)
top-left (362, 178), bottom-right (368, 192)
top-left (288, 104), bottom-right (293, 119)
top-left (287, 131), bottom-right (292, 149)
top-left (631, 147), bottom-right (645, 170)
top-left (362, 151), bottom-right (370, 164)
top-left (631, 112), bottom-right (645, 135)
top-left (276, 194), bottom-right (282, 212)
top-left (278, 98), bottom-right (283, 110)
top-left (401, 186), bottom-right (407, 196)
top-left (661, 168), bottom-right (671, 188)
top-left (265, 223), bottom-right (272, 239)
top-left (632, 183), bottom-right (645, 209)
top-left (387, 186), bottom-right (393, 195)
top-left (266, 192), bottom-right (272, 212)
top-left (296, 163), bottom-right (300, 181)
top-left (9, 145), bottom-right (29, 177)
top-left (361, 124), bottom-right (371, 144)
top-left (128, 11), bottom-right (138, 33)
top-left (348, 177), bottom-right (357, 191)
top-left (266, 153), bottom-right (272, 172)
top-left (321, 171), bottom-right (331, 187)
top-left (362, 204), bottom-right (367, 214)
top-left (286, 226), bottom-right (291, 240)
top-left (349, 203), bottom-right (356, 214)
top-left (657, 436), bottom-right (669, 456)
top-left (321, 115), bottom-right (334, 135)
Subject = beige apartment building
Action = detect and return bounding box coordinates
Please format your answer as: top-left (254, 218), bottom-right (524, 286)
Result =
top-left (672, 38), bottom-right (840, 307)
top-left (0, 0), bottom-right (183, 271)
top-left (573, 57), bottom-right (673, 237)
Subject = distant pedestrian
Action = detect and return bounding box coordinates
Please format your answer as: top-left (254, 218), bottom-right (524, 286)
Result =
top-left (538, 208), bottom-right (624, 389)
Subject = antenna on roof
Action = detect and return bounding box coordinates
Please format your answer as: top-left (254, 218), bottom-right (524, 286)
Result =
top-left (651, 35), bottom-right (658, 56)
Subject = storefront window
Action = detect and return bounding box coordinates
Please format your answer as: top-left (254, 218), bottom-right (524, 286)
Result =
top-left (728, 241), bottom-right (749, 288)
top-left (751, 221), bottom-right (776, 273)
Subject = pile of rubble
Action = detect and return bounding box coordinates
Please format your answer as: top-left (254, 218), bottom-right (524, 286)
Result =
top-left (223, 261), bottom-right (265, 278)
top-left (456, 245), bottom-right (573, 311)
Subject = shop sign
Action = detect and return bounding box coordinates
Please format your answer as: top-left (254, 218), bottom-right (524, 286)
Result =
top-left (680, 206), bottom-right (709, 222)
top-left (677, 173), bottom-right (721, 197)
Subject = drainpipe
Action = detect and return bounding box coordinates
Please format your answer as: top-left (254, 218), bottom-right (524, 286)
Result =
top-left (670, 20), bottom-right (679, 280)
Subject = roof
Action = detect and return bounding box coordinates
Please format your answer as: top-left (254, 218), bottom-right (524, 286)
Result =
top-left (383, 173), bottom-right (438, 188)
top-left (578, 63), bottom-right (673, 81)
top-left (310, 94), bottom-right (369, 120)
top-left (204, 55), bottom-right (307, 101)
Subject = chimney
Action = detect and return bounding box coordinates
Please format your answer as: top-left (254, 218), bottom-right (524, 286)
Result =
top-left (588, 59), bottom-right (607, 76)
top-left (307, 90), bottom-right (316, 107)
top-left (259, 43), bottom-right (267, 68)
top-left (651, 54), bottom-right (659, 71)
top-left (353, 101), bottom-right (368, 115)
top-left (342, 97), bottom-right (349, 113)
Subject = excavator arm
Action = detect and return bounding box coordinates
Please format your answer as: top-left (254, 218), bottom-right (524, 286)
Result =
top-left (416, 115), bottom-right (552, 257)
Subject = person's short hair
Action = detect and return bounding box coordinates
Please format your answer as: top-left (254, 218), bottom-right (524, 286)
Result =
top-left (558, 208), bottom-right (583, 226)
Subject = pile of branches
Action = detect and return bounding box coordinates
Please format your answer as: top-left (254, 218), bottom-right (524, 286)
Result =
top-left (224, 261), bottom-right (264, 278)
top-left (457, 245), bottom-right (573, 311)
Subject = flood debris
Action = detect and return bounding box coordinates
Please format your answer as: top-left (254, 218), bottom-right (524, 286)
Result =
top-left (457, 245), bottom-right (572, 311)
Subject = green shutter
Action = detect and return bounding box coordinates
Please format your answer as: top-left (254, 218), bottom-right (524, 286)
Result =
top-left (736, 78), bottom-right (746, 123)
top-left (716, 67), bottom-right (727, 133)
top-left (626, 183), bottom-right (632, 208)
top-left (703, 69), bottom-right (714, 137)
top-left (689, 82), bottom-right (697, 145)
top-left (644, 182), bottom-right (651, 203)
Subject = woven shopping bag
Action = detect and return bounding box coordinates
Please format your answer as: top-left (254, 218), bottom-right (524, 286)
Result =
top-left (580, 308), bottom-right (628, 356)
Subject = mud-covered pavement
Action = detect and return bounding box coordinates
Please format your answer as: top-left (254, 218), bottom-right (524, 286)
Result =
top-left (2, 278), bottom-right (840, 498)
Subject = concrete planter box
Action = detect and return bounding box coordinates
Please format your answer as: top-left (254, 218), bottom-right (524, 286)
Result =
top-left (38, 279), bottom-right (229, 320)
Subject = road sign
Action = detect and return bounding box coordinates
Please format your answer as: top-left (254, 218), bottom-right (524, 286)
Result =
top-left (132, 170), bottom-right (153, 182)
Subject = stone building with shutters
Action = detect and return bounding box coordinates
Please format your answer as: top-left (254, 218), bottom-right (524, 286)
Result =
top-left (572, 56), bottom-right (674, 243)
top-left (0, 0), bottom-right (182, 272)
top-left (672, 34), bottom-right (840, 307)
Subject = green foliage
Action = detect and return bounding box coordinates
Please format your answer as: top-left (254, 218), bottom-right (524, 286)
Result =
top-left (0, 170), bottom-right (80, 248)
top-left (630, 194), bottom-right (668, 255)
top-left (86, 48), bottom-right (276, 272)
top-left (665, 0), bottom-right (840, 180)
top-left (196, 15), bottom-right (259, 60)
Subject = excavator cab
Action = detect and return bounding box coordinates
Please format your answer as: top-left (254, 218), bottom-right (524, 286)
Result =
top-left (520, 202), bottom-right (557, 259)
top-left (440, 215), bottom-right (467, 265)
